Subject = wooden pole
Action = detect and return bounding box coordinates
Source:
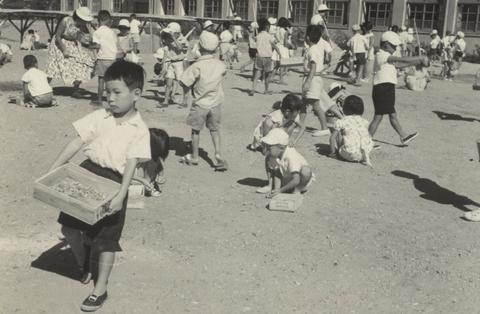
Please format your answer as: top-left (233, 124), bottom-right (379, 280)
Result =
top-left (150, 18), bottom-right (154, 53)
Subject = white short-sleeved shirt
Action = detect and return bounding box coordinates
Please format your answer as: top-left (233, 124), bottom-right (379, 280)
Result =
top-left (256, 31), bottom-right (276, 58)
top-left (304, 38), bottom-right (332, 74)
top-left (93, 25), bottom-right (118, 60)
top-left (21, 68), bottom-right (52, 97)
top-left (430, 36), bottom-right (441, 49)
top-left (348, 33), bottom-right (368, 54)
top-left (248, 31), bottom-right (257, 49)
top-left (73, 109), bottom-right (151, 174)
top-left (220, 30), bottom-right (233, 43)
top-left (455, 39), bottom-right (466, 53)
top-left (373, 49), bottom-right (397, 85)
top-left (130, 19), bottom-right (141, 34)
top-left (0, 43), bottom-right (12, 55)
top-left (276, 147), bottom-right (309, 177)
top-left (180, 55), bottom-right (226, 109)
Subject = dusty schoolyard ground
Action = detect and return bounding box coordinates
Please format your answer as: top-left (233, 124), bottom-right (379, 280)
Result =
top-left (0, 25), bottom-right (480, 314)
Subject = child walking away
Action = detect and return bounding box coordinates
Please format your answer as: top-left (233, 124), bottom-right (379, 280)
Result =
top-left (19, 55), bottom-right (54, 107)
top-left (329, 95), bottom-right (373, 167)
top-left (219, 21), bottom-right (234, 69)
top-left (347, 24), bottom-right (369, 86)
top-left (133, 128), bottom-right (170, 197)
top-left (129, 14), bottom-right (142, 53)
top-left (240, 22), bottom-right (258, 75)
top-left (91, 10), bottom-right (118, 106)
top-left (179, 32), bottom-right (228, 171)
top-left (49, 60), bottom-right (151, 312)
top-left (249, 93), bottom-right (302, 152)
top-left (301, 24), bottom-right (343, 138)
top-left (249, 18), bottom-right (279, 96)
top-left (368, 31), bottom-right (429, 146)
top-left (117, 19), bottom-right (136, 63)
top-left (258, 128), bottom-right (314, 197)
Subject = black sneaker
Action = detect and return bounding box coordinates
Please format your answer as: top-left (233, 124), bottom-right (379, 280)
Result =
top-left (80, 292), bottom-right (108, 312)
top-left (401, 132), bottom-right (419, 145)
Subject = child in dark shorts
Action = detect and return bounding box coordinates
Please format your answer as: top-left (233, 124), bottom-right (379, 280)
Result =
top-left (240, 22), bottom-right (258, 78)
top-left (49, 60), bottom-right (151, 312)
top-left (369, 31), bottom-right (429, 146)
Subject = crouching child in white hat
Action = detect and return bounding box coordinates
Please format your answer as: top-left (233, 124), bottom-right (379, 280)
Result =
top-left (259, 128), bottom-right (314, 198)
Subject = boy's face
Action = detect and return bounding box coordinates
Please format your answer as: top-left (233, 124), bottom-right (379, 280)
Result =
top-left (105, 79), bottom-right (141, 115)
top-left (282, 108), bottom-right (298, 121)
top-left (99, 18), bottom-right (111, 26)
top-left (119, 27), bottom-right (130, 35)
top-left (266, 144), bottom-right (286, 159)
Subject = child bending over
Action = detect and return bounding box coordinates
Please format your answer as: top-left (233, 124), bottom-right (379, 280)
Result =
top-left (49, 60), bottom-right (151, 312)
top-left (258, 128), bottom-right (314, 197)
top-left (19, 55), bottom-right (54, 107)
top-left (329, 95), bottom-right (373, 167)
top-left (249, 93), bottom-right (302, 151)
top-left (133, 128), bottom-right (170, 197)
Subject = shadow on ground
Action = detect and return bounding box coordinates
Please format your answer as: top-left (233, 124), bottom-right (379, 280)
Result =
top-left (432, 110), bottom-right (480, 123)
top-left (237, 177), bottom-right (268, 187)
top-left (31, 241), bottom-right (80, 281)
top-left (169, 136), bottom-right (215, 167)
top-left (392, 170), bottom-right (480, 211)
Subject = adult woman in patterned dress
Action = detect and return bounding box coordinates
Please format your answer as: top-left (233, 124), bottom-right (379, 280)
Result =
top-left (46, 7), bottom-right (96, 98)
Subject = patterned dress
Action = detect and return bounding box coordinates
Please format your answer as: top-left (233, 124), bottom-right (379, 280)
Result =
top-left (46, 16), bottom-right (96, 85)
top-left (334, 115), bottom-right (373, 162)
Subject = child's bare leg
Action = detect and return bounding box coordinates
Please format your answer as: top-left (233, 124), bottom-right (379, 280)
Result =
top-left (251, 70), bottom-right (261, 94)
top-left (356, 64), bottom-right (364, 82)
top-left (294, 166), bottom-right (313, 193)
top-left (368, 114), bottom-right (383, 137)
top-left (164, 78), bottom-right (173, 104)
top-left (264, 71), bottom-right (272, 93)
top-left (272, 169), bottom-right (282, 192)
top-left (388, 113), bottom-right (407, 139)
top-left (191, 129), bottom-right (200, 161)
top-left (91, 251), bottom-right (114, 296)
top-left (312, 101), bottom-right (328, 130)
top-left (210, 129), bottom-right (222, 159)
top-left (61, 226), bottom-right (86, 268)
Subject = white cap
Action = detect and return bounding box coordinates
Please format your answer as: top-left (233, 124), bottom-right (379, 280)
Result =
top-left (162, 22), bottom-right (181, 34)
top-left (203, 20), bottom-right (213, 29)
top-left (154, 48), bottom-right (164, 59)
top-left (352, 24), bottom-right (360, 31)
top-left (199, 31), bottom-right (219, 51)
top-left (457, 31), bottom-right (465, 38)
top-left (75, 7), bottom-right (93, 22)
top-left (431, 29), bottom-right (438, 35)
top-left (118, 19), bottom-right (130, 28)
top-left (261, 128), bottom-right (289, 146)
top-left (328, 82), bottom-right (346, 98)
top-left (250, 21), bottom-right (259, 29)
top-left (317, 4), bottom-right (330, 12)
top-left (407, 27), bottom-right (414, 34)
top-left (381, 31), bottom-right (401, 46)
top-left (400, 25), bottom-right (406, 31)
top-left (310, 14), bottom-right (325, 26)
top-left (267, 17), bottom-right (277, 25)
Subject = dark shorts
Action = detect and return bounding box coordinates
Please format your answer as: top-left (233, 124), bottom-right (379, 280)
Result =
top-left (454, 51), bottom-right (464, 60)
top-left (58, 159), bottom-right (127, 252)
top-left (372, 83), bottom-right (396, 115)
top-left (255, 57), bottom-right (273, 73)
top-left (186, 104), bottom-right (221, 131)
top-left (95, 59), bottom-right (116, 77)
top-left (249, 48), bottom-right (257, 59)
top-left (355, 53), bottom-right (366, 65)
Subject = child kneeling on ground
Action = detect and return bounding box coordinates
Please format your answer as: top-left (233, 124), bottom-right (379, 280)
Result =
top-left (329, 95), bottom-right (373, 167)
top-left (257, 128), bottom-right (314, 197)
top-left (49, 60), bottom-right (151, 312)
top-left (249, 93), bottom-right (302, 151)
top-left (19, 55), bottom-right (54, 107)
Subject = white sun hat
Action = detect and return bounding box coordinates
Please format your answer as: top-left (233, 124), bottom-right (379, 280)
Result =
top-left (267, 17), bottom-right (277, 25)
top-left (118, 19), bottom-right (130, 28)
top-left (203, 20), bottom-right (213, 29)
top-left (250, 21), bottom-right (259, 29)
top-left (352, 24), bottom-right (361, 31)
top-left (310, 14), bottom-right (325, 26)
top-left (75, 7), bottom-right (93, 22)
top-left (162, 22), bottom-right (181, 34)
top-left (381, 31), bottom-right (401, 46)
top-left (261, 128), bottom-right (289, 146)
top-left (199, 31), bottom-right (219, 51)
top-left (431, 29), bottom-right (438, 35)
top-left (407, 27), bottom-right (414, 34)
top-left (317, 4), bottom-right (330, 12)
top-left (457, 31), bottom-right (465, 38)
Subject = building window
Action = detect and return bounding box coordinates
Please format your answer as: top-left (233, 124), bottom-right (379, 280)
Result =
top-left (408, 2), bottom-right (439, 31)
top-left (90, 0), bottom-right (102, 12)
top-left (184, 0), bottom-right (196, 15)
top-left (291, 0), bottom-right (312, 25)
top-left (204, 0), bottom-right (222, 18)
top-left (163, 0), bottom-right (175, 14)
top-left (233, 0), bottom-right (248, 19)
top-left (134, 2), bottom-right (149, 13)
top-left (365, 1), bottom-right (392, 29)
top-left (326, 1), bottom-right (349, 26)
top-left (113, 0), bottom-right (123, 12)
top-left (66, 0), bottom-right (75, 10)
top-left (257, 0), bottom-right (279, 19)
top-left (460, 4), bottom-right (480, 33)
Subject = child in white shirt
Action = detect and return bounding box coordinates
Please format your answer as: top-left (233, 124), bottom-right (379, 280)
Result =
top-left (19, 55), bottom-right (53, 107)
top-left (90, 10), bottom-right (118, 106)
top-left (129, 14), bottom-right (142, 53)
top-left (347, 24), bottom-right (369, 85)
top-left (117, 19), bottom-right (136, 62)
top-left (220, 21), bottom-right (235, 69)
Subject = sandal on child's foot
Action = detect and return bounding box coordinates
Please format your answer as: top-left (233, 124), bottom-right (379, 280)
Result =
top-left (179, 154), bottom-right (199, 166)
top-left (80, 291), bottom-right (108, 312)
top-left (401, 132), bottom-right (419, 145)
top-left (214, 156), bottom-right (228, 171)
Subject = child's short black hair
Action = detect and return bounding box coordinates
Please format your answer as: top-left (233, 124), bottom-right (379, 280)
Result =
top-left (23, 54), bottom-right (37, 69)
top-left (306, 24), bottom-right (323, 44)
top-left (281, 94), bottom-right (302, 113)
top-left (258, 18), bottom-right (270, 32)
top-left (104, 60), bottom-right (145, 91)
top-left (223, 21), bottom-right (231, 29)
top-left (390, 25), bottom-right (399, 33)
top-left (98, 10), bottom-right (111, 23)
top-left (342, 95), bottom-right (364, 116)
top-left (28, 29), bottom-right (34, 34)
top-left (130, 13), bottom-right (137, 18)
top-left (150, 128), bottom-right (170, 161)
top-left (277, 17), bottom-right (291, 29)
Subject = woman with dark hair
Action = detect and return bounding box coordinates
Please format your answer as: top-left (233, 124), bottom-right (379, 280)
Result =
top-left (45, 7), bottom-right (96, 98)
top-left (272, 17), bottom-right (292, 84)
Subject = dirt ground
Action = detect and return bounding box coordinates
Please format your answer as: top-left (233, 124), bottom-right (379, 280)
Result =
top-left (1, 24), bottom-right (480, 314)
